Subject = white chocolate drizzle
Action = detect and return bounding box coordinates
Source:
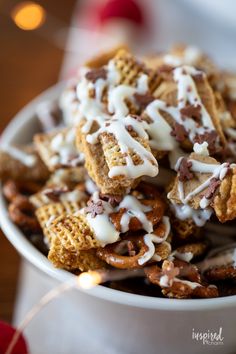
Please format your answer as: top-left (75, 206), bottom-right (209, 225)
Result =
top-left (170, 250), bottom-right (194, 262)
top-left (177, 160), bottom-right (230, 205)
top-left (145, 100), bottom-right (178, 151)
top-left (79, 192), bottom-right (170, 265)
top-left (118, 195), bottom-right (153, 233)
top-left (75, 61), bottom-right (148, 131)
top-left (198, 246), bottom-right (236, 273)
top-left (61, 54), bottom-right (219, 185)
top-left (159, 274), bottom-right (201, 289)
top-left (143, 66), bottom-right (218, 164)
top-left (87, 115), bottom-right (159, 179)
top-left (171, 203), bottom-right (212, 227)
top-left (108, 74), bottom-right (148, 118)
top-left (170, 156), bottom-right (236, 226)
top-left (174, 278), bottom-right (201, 289)
top-left (50, 128), bottom-right (84, 167)
top-left (138, 216), bottom-right (171, 265)
top-left (80, 192), bottom-right (119, 246)
top-left (66, 60), bottom-right (160, 180)
top-left (174, 66), bottom-right (214, 130)
top-left (85, 178), bottom-right (99, 195)
top-left (163, 46), bottom-right (202, 67)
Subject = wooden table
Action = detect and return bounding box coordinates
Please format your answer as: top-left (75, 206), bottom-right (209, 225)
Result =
top-left (0, 0), bottom-right (76, 323)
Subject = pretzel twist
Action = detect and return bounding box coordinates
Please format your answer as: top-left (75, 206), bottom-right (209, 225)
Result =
top-left (3, 179), bottom-right (42, 202)
top-left (97, 221), bottom-right (169, 269)
top-left (145, 260), bottom-right (218, 299)
top-left (8, 195), bottom-right (40, 233)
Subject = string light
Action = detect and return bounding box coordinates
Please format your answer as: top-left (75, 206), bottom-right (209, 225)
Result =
top-left (5, 269), bottom-right (144, 353)
top-left (77, 271), bottom-right (103, 289)
top-left (11, 1), bottom-right (46, 31)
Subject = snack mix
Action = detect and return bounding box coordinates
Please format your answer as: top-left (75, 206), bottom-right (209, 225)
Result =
top-left (2, 45), bottom-right (236, 299)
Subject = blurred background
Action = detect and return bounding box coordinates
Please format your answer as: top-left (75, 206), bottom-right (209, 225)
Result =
top-left (1, 0), bottom-right (236, 339)
top-left (0, 0), bottom-right (76, 324)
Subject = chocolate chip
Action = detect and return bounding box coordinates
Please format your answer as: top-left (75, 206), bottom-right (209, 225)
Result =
top-left (85, 68), bottom-right (107, 83)
top-left (170, 123), bottom-right (188, 142)
top-left (178, 158), bottom-right (193, 182)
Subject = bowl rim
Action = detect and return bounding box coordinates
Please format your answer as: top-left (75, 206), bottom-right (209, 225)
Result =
top-left (1, 83), bottom-right (236, 311)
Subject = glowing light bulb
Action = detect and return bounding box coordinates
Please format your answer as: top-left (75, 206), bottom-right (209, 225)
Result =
top-left (77, 271), bottom-right (102, 289)
top-left (11, 1), bottom-right (46, 31)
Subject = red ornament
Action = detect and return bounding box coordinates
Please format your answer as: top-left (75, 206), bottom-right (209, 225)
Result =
top-left (98, 0), bottom-right (145, 26)
top-left (0, 321), bottom-right (28, 354)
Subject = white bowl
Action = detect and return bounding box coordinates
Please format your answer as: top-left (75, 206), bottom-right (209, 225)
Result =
top-left (1, 84), bottom-right (236, 354)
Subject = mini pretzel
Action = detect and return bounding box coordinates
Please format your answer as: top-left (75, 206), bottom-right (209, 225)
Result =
top-left (3, 180), bottom-right (42, 202)
top-left (8, 195), bottom-right (41, 233)
top-left (173, 242), bottom-right (208, 261)
top-left (97, 221), bottom-right (169, 269)
top-left (97, 235), bottom-right (150, 269)
top-left (145, 260), bottom-right (218, 299)
top-left (135, 181), bottom-right (163, 200)
top-left (204, 266), bottom-right (236, 282)
top-left (109, 198), bottom-right (165, 232)
top-left (0, 147), bottom-right (49, 182)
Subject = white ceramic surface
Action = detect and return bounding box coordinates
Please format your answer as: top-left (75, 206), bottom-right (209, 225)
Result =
top-left (1, 84), bottom-right (236, 354)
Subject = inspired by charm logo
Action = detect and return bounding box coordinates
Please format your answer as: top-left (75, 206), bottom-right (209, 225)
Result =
top-left (192, 327), bottom-right (224, 345)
